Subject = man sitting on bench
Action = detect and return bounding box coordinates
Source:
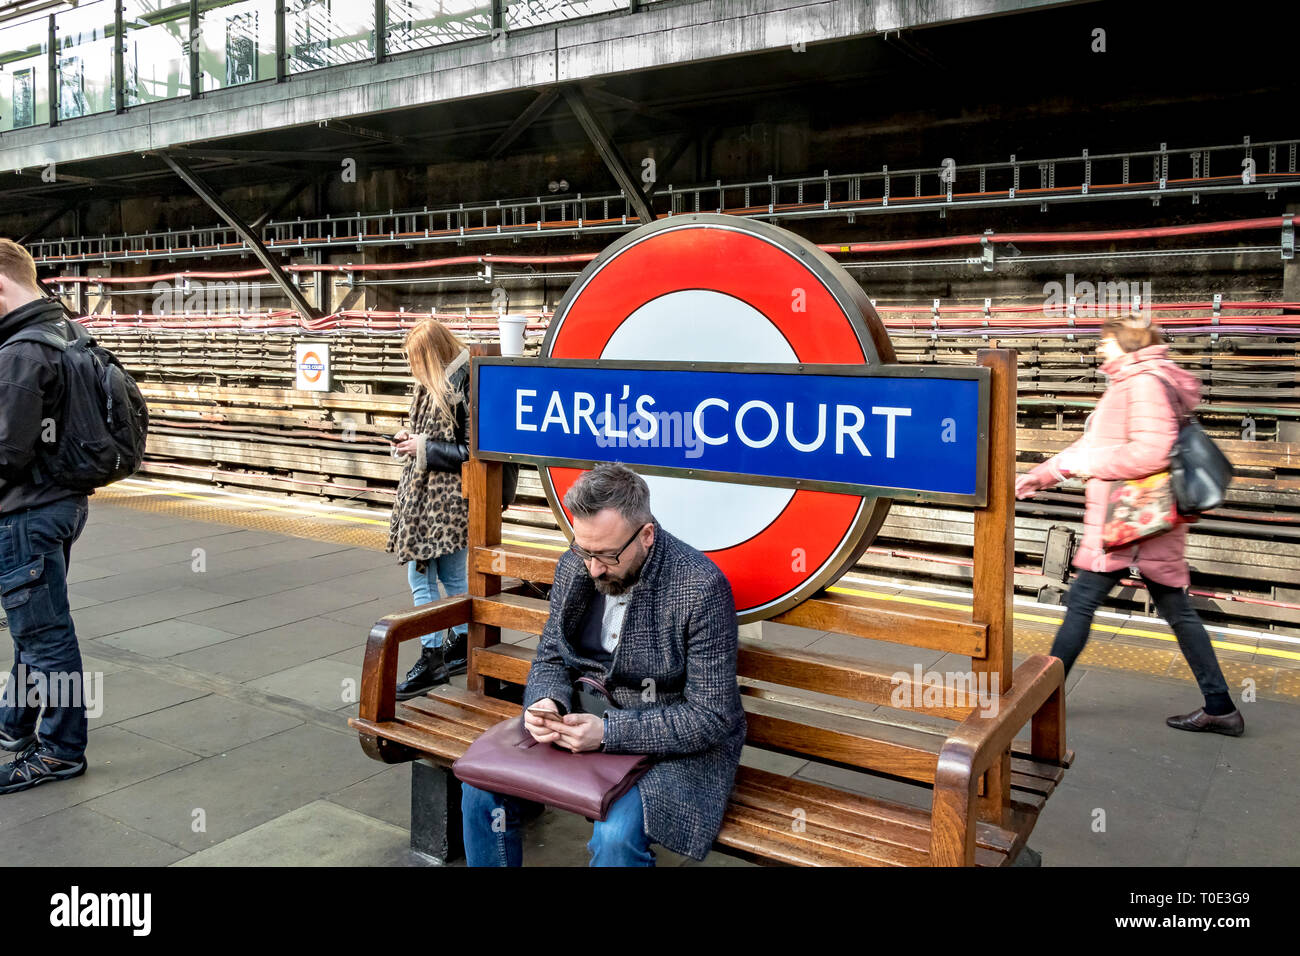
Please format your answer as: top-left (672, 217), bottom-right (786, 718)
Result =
top-left (460, 462), bottom-right (746, 865)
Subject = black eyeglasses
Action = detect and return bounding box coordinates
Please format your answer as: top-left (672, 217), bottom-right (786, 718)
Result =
top-left (569, 524), bottom-right (647, 566)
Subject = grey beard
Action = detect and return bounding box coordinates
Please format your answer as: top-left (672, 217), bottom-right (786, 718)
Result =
top-left (592, 551), bottom-right (645, 596)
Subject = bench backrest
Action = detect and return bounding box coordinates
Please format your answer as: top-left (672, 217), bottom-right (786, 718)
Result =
top-left (463, 349), bottom-right (1021, 821)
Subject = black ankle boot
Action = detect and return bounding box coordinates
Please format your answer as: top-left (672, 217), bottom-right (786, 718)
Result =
top-left (433, 633), bottom-right (468, 682)
top-left (396, 646), bottom-right (442, 701)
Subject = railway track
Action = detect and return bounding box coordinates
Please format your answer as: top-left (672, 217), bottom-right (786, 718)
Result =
top-left (93, 327), bottom-right (1300, 637)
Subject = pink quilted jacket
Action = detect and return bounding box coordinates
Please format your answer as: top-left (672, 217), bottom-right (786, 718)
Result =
top-left (1027, 344), bottom-right (1202, 587)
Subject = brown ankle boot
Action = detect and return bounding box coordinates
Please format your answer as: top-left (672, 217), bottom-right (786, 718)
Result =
top-left (1166, 707), bottom-right (1245, 737)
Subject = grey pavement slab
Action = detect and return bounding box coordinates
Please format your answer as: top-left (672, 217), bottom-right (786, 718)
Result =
top-left (73, 526), bottom-right (250, 563)
top-left (0, 726), bottom-right (201, 832)
top-left (1029, 776), bottom-right (1202, 866)
top-left (83, 724), bottom-right (387, 852)
top-left (169, 616), bottom-right (369, 683)
top-left (322, 592), bottom-right (434, 628)
top-left (65, 561), bottom-right (120, 585)
top-left (98, 620), bottom-right (242, 658)
top-left (173, 799), bottom-right (410, 866)
top-left (326, 639), bottom-right (421, 678)
top-left (327, 763), bottom-right (412, 831)
top-left (808, 630), bottom-right (949, 670)
top-left (757, 620), bottom-right (830, 649)
top-left (1184, 811), bottom-right (1300, 866)
top-left (80, 654), bottom-right (131, 676)
top-left (117, 694), bottom-right (303, 757)
top-left (74, 587), bottom-right (241, 639)
top-left (178, 584), bottom-right (373, 636)
top-left (3, 806), bottom-right (188, 867)
top-left (72, 562), bottom-right (224, 603)
top-left (192, 549), bottom-right (398, 600)
top-left (88, 670), bottom-right (210, 728)
top-left (246, 659), bottom-right (362, 712)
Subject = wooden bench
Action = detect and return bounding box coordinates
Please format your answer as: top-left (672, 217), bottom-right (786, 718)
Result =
top-left (350, 350), bottom-right (1072, 866)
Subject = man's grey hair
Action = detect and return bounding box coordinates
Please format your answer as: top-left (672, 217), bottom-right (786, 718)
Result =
top-left (564, 462), bottom-right (653, 527)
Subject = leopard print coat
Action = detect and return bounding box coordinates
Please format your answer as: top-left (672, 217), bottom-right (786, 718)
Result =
top-left (386, 349), bottom-right (471, 573)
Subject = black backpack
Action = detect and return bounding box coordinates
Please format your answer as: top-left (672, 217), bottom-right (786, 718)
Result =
top-left (1144, 372), bottom-right (1234, 514)
top-left (6, 319), bottom-right (149, 492)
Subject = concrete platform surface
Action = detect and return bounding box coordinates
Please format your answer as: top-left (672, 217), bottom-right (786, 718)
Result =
top-left (1, 500), bottom-right (1297, 867)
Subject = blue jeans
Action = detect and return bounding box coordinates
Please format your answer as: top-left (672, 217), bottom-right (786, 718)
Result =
top-left (407, 548), bottom-right (468, 650)
top-left (0, 497), bottom-right (90, 761)
top-left (461, 781), bottom-right (656, 866)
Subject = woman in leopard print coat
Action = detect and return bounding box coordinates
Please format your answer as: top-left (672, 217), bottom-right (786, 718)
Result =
top-left (387, 319), bottom-right (473, 699)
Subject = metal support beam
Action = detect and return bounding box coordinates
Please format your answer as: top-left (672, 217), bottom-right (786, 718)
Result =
top-left (487, 88), bottom-right (559, 159)
top-left (114, 2), bottom-right (125, 113)
top-left (275, 0), bottom-right (286, 82)
top-left (375, 0), bottom-right (386, 64)
top-left (251, 172), bottom-right (325, 230)
top-left (155, 151), bottom-right (319, 320)
top-left (18, 201), bottom-right (81, 245)
top-left (659, 129), bottom-right (696, 181)
top-left (189, 0), bottom-right (200, 98)
top-left (562, 86), bottom-right (654, 224)
top-left (46, 13), bottom-right (56, 127)
top-left (319, 118), bottom-right (412, 148)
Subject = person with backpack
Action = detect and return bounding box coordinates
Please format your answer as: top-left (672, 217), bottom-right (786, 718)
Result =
top-left (387, 320), bottom-right (517, 700)
top-left (1015, 313), bottom-right (1243, 736)
top-left (0, 240), bottom-right (96, 792)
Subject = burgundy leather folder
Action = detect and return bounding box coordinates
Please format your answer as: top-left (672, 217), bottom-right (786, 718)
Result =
top-left (452, 716), bottom-right (652, 820)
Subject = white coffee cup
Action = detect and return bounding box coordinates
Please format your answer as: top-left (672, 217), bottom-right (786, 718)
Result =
top-left (498, 315), bottom-right (527, 357)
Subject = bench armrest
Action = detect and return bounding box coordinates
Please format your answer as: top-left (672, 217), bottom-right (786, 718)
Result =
top-left (357, 594), bottom-right (474, 724)
top-left (930, 654), bottom-right (1066, 865)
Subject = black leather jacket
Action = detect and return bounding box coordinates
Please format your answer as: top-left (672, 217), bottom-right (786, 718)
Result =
top-left (420, 357), bottom-right (517, 506)
top-left (422, 363), bottom-right (471, 472)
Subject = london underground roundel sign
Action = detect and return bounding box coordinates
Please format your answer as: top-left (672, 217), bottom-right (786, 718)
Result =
top-left (538, 214), bottom-right (897, 623)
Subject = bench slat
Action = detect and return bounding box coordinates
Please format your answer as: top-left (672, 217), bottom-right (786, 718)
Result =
top-left (402, 696), bottom-right (501, 733)
top-left (350, 716), bottom-right (467, 762)
top-left (743, 696), bottom-right (943, 784)
top-left (468, 551), bottom-right (988, 656)
top-left (431, 684), bottom-right (522, 720)
top-left (738, 640), bottom-right (974, 719)
top-left (719, 802), bottom-right (927, 866)
top-left (736, 766), bottom-right (1018, 854)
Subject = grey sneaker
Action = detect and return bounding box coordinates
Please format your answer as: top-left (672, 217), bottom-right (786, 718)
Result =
top-left (0, 745), bottom-right (87, 795)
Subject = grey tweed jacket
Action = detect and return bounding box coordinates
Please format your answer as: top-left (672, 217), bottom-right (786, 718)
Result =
top-left (523, 518), bottom-right (746, 860)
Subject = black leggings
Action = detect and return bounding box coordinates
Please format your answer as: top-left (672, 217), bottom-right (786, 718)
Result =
top-left (1051, 569), bottom-right (1233, 708)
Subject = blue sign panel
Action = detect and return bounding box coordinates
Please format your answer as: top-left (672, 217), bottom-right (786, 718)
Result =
top-left (472, 359), bottom-right (989, 505)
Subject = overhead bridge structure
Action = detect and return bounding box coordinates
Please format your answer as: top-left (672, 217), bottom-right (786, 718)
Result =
top-left (2, 0), bottom-right (1300, 638)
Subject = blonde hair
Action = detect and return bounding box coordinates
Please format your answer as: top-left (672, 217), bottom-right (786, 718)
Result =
top-left (1100, 312), bottom-right (1164, 352)
top-left (0, 238), bottom-right (39, 290)
top-left (405, 319), bottom-right (467, 427)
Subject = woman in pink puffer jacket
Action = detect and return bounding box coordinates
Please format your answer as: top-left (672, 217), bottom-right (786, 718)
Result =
top-left (1015, 314), bottom-right (1243, 736)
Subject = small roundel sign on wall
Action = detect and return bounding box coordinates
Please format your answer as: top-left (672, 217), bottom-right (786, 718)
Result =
top-left (470, 215), bottom-right (990, 623)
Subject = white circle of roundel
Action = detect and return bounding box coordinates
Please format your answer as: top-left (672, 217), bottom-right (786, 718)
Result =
top-left (598, 289), bottom-right (796, 552)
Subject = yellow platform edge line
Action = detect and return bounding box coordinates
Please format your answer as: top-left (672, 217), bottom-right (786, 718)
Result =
top-left (97, 484), bottom-right (1300, 678)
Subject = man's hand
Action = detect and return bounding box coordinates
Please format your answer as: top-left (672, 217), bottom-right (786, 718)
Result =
top-left (523, 698), bottom-right (564, 744)
top-left (547, 713), bottom-right (604, 753)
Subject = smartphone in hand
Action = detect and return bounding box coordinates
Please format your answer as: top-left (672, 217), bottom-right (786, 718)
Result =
top-left (526, 706), bottom-right (564, 723)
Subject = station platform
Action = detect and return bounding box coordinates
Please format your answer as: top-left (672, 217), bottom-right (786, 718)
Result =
top-left (2, 479), bottom-right (1297, 866)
